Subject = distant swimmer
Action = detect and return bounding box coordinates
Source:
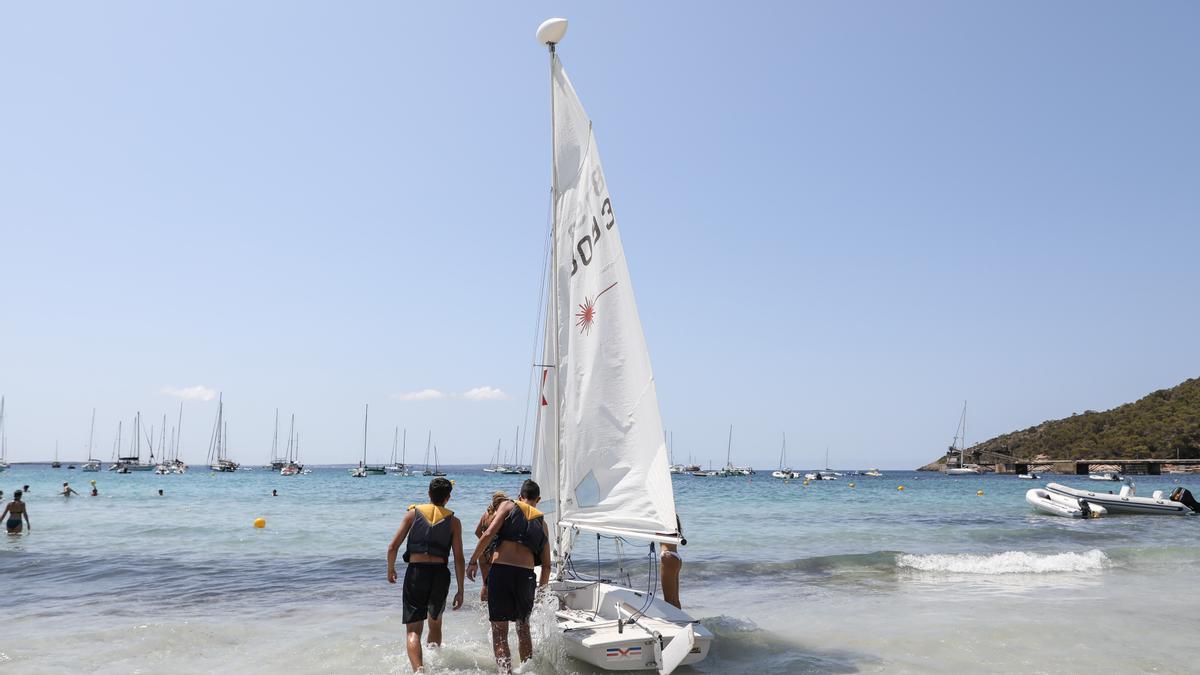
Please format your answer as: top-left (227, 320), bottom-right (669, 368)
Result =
top-left (387, 477), bottom-right (465, 673)
top-left (91, 486), bottom-right (98, 497)
top-left (474, 491), bottom-right (508, 602)
top-left (467, 479), bottom-right (550, 674)
top-left (157, 489), bottom-right (164, 497)
top-left (660, 515), bottom-right (684, 609)
top-left (271, 489), bottom-right (278, 497)
top-left (3, 490), bottom-right (31, 534)
top-left (61, 482), bottom-right (79, 497)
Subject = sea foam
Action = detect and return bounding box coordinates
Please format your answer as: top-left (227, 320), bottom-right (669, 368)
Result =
top-left (896, 549), bottom-right (1108, 574)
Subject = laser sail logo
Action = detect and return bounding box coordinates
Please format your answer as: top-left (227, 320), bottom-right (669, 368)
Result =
top-left (575, 282), bottom-right (617, 335)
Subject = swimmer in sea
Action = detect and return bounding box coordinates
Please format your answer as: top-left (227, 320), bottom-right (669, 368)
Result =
top-left (3, 490), bottom-right (31, 534)
top-left (61, 482), bottom-right (79, 497)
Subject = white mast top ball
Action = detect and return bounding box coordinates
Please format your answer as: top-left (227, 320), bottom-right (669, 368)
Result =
top-left (536, 18), bottom-right (568, 46)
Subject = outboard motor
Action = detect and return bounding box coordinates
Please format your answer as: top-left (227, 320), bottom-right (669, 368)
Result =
top-left (1169, 488), bottom-right (1200, 513)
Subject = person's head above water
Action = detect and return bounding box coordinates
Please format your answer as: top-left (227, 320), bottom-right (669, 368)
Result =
top-left (519, 479), bottom-right (540, 504)
top-left (13, 490), bottom-right (23, 501)
top-left (157, 489), bottom-right (164, 496)
top-left (488, 491), bottom-right (508, 514)
top-left (428, 477), bottom-right (453, 506)
top-left (63, 482), bottom-right (69, 487)
top-left (271, 489), bottom-right (278, 496)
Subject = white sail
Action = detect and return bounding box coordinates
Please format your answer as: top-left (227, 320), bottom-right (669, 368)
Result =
top-left (534, 54), bottom-right (678, 546)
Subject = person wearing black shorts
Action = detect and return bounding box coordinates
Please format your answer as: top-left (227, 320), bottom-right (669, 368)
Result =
top-left (387, 477), bottom-right (464, 672)
top-left (467, 479), bottom-right (551, 674)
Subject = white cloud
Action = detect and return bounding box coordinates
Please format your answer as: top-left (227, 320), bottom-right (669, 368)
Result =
top-left (462, 386), bottom-right (510, 401)
top-left (391, 386), bottom-right (510, 401)
top-left (393, 389), bottom-right (447, 401)
top-left (160, 385), bottom-right (217, 402)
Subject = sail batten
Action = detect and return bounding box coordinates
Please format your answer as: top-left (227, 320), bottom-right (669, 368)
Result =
top-left (534, 53), bottom-right (678, 556)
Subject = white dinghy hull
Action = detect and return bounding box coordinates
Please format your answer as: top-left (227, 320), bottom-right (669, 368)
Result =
top-left (552, 580), bottom-right (712, 673)
top-left (1046, 482), bottom-right (1196, 515)
top-left (1026, 488), bottom-right (1106, 518)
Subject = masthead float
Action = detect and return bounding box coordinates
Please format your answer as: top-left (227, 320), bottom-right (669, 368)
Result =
top-left (530, 18), bottom-right (712, 673)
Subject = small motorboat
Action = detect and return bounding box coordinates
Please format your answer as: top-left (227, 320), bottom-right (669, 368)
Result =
top-left (1026, 488), bottom-right (1106, 518)
top-left (864, 468), bottom-right (883, 477)
top-left (1046, 482), bottom-right (1200, 516)
top-left (1018, 473), bottom-right (1040, 480)
top-left (1089, 471), bottom-right (1122, 481)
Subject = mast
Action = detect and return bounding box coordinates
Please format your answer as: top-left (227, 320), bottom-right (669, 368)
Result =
top-left (88, 408), bottom-right (96, 460)
top-left (271, 408), bottom-right (279, 464)
top-left (402, 428), bottom-right (407, 465)
top-left (176, 402), bottom-right (183, 463)
top-left (726, 425), bottom-right (733, 469)
top-left (160, 415), bottom-right (167, 463)
top-left (288, 413), bottom-right (295, 463)
top-left (392, 426), bottom-right (399, 465)
top-left (362, 403), bottom-right (369, 466)
top-left (548, 33), bottom-right (565, 559)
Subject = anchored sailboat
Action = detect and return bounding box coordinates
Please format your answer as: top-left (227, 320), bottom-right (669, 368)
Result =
top-left (350, 403), bottom-right (386, 477)
top-left (530, 18), bottom-right (711, 672)
top-left (386, 427), bottom-right (414, 475)
top-left (945, 401), bottom-right (981, 475)
top-left (207, 394), bottom-right (239, 472)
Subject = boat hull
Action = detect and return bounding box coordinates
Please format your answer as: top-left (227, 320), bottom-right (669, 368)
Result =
top-left (1046, 482), bottom-right (1193, 515)
top-left (1026, 488), bottom-right (1106, 518)
top-left (552, 580), bottom-right (712, 672)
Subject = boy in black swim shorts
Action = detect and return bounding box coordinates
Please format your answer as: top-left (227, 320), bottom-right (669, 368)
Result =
top-left (387, 477), bottom-right (465, 672)
top-left (467, 479), bottom-right (551, 673)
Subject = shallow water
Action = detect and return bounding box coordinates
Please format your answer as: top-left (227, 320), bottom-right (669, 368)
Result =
top-left (3, 466), bottom-right (1198, 673)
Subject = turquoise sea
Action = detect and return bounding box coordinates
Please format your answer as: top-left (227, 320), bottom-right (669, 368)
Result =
top-left (3, 465), bottom-right (1198, 673)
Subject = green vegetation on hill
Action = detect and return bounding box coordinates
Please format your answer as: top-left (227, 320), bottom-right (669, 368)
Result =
top-left (956, 377), bottom-right (1200, 463)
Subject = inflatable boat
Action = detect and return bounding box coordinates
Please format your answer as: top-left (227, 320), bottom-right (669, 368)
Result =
top-left (1026, 488), bottom-right (1106, 518)
top-left (1045, 483), bottom-right (1200, 516)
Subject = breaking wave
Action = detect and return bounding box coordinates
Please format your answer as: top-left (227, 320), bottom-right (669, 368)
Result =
top-left (896, 549), bottom-right (1109, 574)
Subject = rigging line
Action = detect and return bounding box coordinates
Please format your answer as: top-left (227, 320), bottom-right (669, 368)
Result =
top-left (520, 188), bottom-right (555, 466)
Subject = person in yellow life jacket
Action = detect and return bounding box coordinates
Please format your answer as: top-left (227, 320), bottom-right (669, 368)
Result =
top-left (473, 491), bottom-right (508, 602)
top-left (387, 477), bottom-right (465, 672)
top-left (466, 479), bottom-right (551, 674)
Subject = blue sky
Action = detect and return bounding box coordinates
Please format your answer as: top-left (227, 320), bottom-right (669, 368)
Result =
top-left (1, 2), bottom-right (1197, 469)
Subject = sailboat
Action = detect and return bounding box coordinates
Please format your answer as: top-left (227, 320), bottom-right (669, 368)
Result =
top-left (280, 414), bottom-right (304, 475)
top-left (386, 427), bottom-right (414, 475)
top-left (530, 18), bottom-right (711, 672)
top-left (483, 438), bottom-right (507, 473)
top-left (267, 409), bottom-right (286, 471)
top-left (52, 440), bottom-right (61, 468)
top-left (82, 409), bottom-right (101, 472)
top-left (717, 425), bottom-right (753, 476)
top-left (945, 401), bottom-right (981, 475)
top-left (349, 403), bottom-right (386, 477)
top-left (771, 433), bottom-right (799, 479)
top-left (115, 412), bottom-right (156, 472)
top-left (168, 403), bottom-right (188, 473)
top-left (500, 425), bottom-right (531, 474)
top-left (207, 394), bottom-right (239, 472)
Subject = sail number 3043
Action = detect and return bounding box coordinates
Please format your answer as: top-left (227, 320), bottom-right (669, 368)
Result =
top-left (570, 197), bottom-right (614, 276)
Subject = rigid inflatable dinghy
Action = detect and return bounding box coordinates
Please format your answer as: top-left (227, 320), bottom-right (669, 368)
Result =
top-left (1026, 488), bottom-right (1106, 518)
top-left (1046, 483), bottom-right (1200, 516)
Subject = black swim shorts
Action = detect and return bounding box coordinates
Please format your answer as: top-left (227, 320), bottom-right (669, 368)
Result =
top-left (402, 563), bottom-right (451, 624)
top-left (486, 563), bottom-right (536, 622)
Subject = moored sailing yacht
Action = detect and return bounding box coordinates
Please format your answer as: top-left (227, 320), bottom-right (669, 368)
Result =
top-left (349, 403), bottom-right (386, 477)
top-left (945, 401), bottom-right (981, 475)
top-left (82, 409), bottom-right (101, 472)
top-left (530, 19), bottom-right (711, 672)
top-left (207, 394), bottom-right (239, 472)
top-left (115, 412), bottom-right (156, 472)
top-left (386, 427), bottom-right (413, 475)
top-left (280, 414), bottom-right (304, 475)
top-left (771, 433), bottom-right (799, 479)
